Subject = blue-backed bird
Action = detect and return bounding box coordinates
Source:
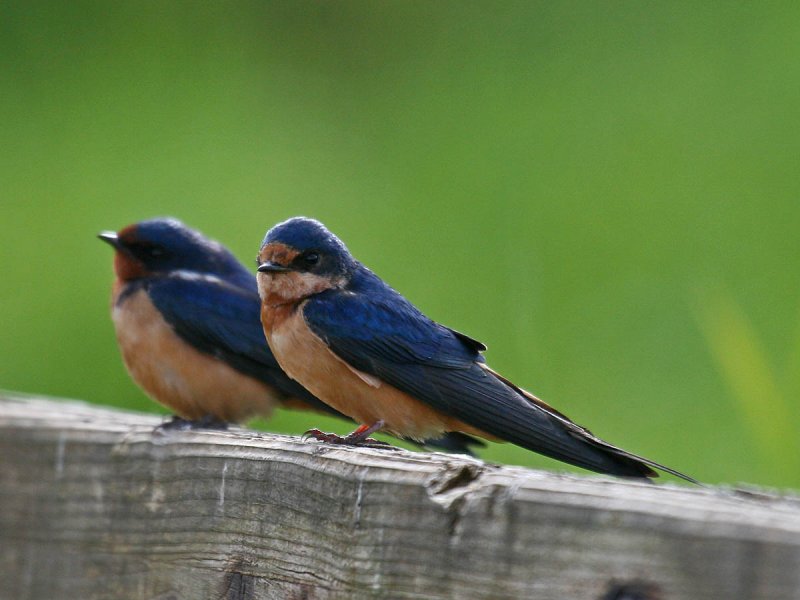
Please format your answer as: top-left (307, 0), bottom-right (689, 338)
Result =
top-left (256, 217), bottom-right (696, 482)
top-left (98, 218), bottom-right (481, 452)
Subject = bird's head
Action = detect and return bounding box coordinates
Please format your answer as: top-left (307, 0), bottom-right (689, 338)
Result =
top-left (256, 217), bottom-right (355, 305)
top-left (98, 218), bottom-right (241, 282)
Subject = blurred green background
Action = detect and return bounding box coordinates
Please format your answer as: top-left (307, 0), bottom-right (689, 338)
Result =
top-left (3, 1), bottom-right (799, 488)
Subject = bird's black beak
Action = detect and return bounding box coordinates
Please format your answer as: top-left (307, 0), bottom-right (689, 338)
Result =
top-left (258, 261), bottom-right (293, 273)
top-left (98, 231), bottom-right (122, 249)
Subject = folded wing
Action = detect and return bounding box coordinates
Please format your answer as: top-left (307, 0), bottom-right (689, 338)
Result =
top-left (304, 288), bottom-right (695, 481)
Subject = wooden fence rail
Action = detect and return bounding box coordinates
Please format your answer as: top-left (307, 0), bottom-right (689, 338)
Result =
top-left (1, 395), bottom-right (799, 599)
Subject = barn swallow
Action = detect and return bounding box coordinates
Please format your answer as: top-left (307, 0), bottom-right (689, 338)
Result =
top-left (256, 217), bottom-right (696, 482)
top-left (98, 218), bottom-right (480, 453)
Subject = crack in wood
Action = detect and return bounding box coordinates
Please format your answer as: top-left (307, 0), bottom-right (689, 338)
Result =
top-left (426, 462), bottom-right (484, 496)
top-left (425, 462), bottom-right (487, 540)
top-left (222, 570), bottom-right (254, 600)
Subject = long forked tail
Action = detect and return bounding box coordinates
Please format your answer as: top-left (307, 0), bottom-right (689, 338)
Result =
top-left (583, 435), bottom-right (700, 484)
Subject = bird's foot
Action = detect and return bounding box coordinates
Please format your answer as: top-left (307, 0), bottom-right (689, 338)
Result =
top-left (302, 429), bottom-right (388, 447)
top-left (156, 414), bottom-right (229, 432)
top-left (302, 420), bottom-right (398, 450)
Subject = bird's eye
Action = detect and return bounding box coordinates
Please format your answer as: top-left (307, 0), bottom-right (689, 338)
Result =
top-left (303, 252), bottom-right (320, 266)
top-left (148, 247), bottom-right (165, 258)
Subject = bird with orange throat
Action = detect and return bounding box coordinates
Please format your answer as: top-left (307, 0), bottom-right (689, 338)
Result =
top-left (256, 217), bottom-right (696, 482)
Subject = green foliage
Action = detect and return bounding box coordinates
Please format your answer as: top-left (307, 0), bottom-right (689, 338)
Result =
top-left (2, 1), bottom-right (799, 487)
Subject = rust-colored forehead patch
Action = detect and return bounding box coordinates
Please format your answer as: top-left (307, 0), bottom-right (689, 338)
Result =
top-left (109, 223), bottom-right (149, 281)
top-left (117, 223), bottom-right (139, 244)
top-left (258, 242), bottom-right (300, 265)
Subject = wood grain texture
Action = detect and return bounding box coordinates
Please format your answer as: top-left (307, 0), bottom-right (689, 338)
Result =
top-left (1, 395), bottom-right (799, 600)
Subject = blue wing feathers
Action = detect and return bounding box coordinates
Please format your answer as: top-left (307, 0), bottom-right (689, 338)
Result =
top-left (149, 277), bottom-right (275, 370)
top-left (308, 288), bottom-right (478, 368)
top-left (146, 276), bottom-right (335, 410)
top-left (304, 277), bottom-right (659, 478)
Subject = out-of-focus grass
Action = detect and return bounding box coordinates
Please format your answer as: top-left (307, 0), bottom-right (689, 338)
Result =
top-left (696, 290), bottom-right (800, 481)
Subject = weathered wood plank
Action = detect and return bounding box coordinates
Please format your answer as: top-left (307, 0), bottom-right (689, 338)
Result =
top-left (0, 394), bottom-right (799, 600)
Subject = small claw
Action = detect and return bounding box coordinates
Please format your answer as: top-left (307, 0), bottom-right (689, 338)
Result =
top-left (300, 424), bottom-right (400, 450)
top-left (302, 428), bottom-right (330, 442)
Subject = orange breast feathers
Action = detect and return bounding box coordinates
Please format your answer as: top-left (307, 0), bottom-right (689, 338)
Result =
top-left (260, 300), bottom-right (487, 441)
top-left (112, 287), bottom-right (279, 422)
